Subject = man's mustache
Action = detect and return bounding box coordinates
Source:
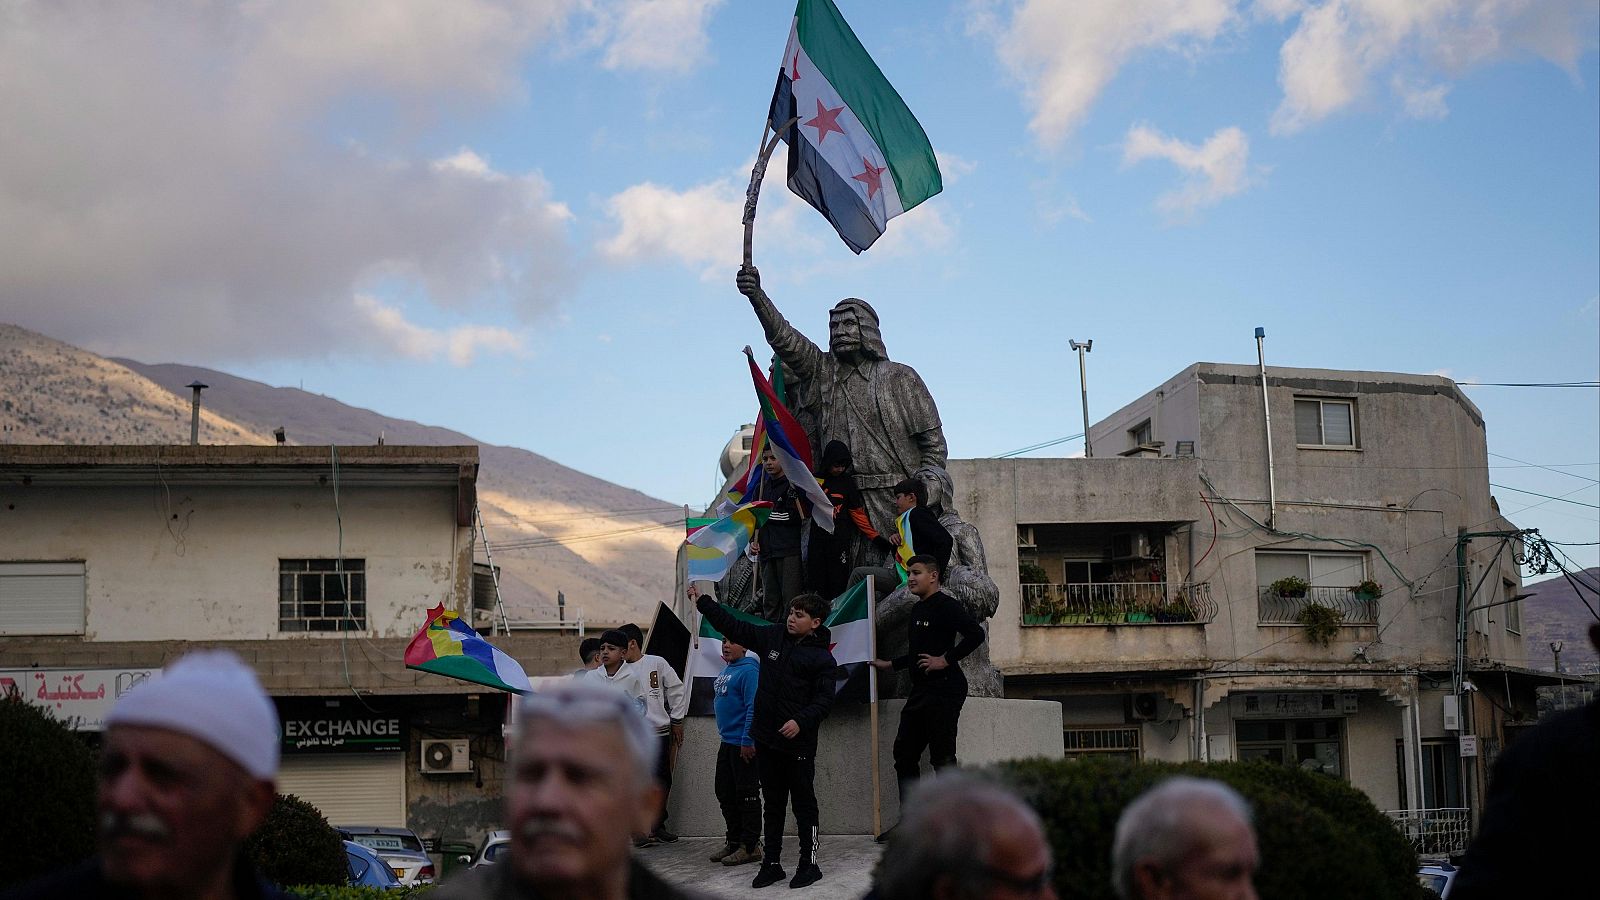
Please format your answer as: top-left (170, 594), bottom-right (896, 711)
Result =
top-left (101, 811), bottom-right (171, 842)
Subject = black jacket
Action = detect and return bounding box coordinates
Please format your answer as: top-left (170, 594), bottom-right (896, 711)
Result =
top-left (756, 473), bottom-right (804, 559)
top-left (2, 857), bottom-right (293, 900)
top-left (900, 506), bottom-right (953, 575)
top-left (891, 590), bottom-right (985, 703)
top-left (697, 596), bottom-right (837, 756)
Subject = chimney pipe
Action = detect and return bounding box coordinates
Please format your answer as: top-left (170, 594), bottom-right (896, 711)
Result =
top-left (186, 381), bottom-right (209, 445)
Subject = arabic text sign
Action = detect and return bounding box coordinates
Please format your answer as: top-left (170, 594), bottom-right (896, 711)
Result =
top-left (276, 697), bottom-right (405, 754)
top-left (0, 668), bottom-right (158, 731)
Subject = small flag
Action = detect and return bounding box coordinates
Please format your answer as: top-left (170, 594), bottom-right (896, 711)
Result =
top-left (686, 502), bottom-right (773, 583)
top-left (643, 602), bottom-right (692, 683)
top-left (824, 580), bottom-right (874, 700)
top-left (688, 603), bottom-right (768, 716)
top-left (769, 0), bottom-right (941, 253)
top-left (745, 349), bottom-right (834, 533)
top-left (404, 605), bottom-right (531, 694)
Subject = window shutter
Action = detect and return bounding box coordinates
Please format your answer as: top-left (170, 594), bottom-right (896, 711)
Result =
top-left (1322, 402), bottom-right (1354, 445)
top-left (0, 562), bottom-right (87, 635)
top-left (1293, 400), bottom-right (1322, 444)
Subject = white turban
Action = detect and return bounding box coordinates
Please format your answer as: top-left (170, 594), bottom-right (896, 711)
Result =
top-left (106, 650), bottom-right (280, 781)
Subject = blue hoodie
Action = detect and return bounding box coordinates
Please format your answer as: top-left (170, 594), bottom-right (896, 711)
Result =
top-left (713, 655), bottom-right (759, 746)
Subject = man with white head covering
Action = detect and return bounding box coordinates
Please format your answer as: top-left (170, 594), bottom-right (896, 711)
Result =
top-left (5, 650), bottom-right (289, 900)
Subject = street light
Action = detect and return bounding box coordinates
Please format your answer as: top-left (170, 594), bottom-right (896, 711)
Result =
top-left (1069, 339), bottom-right (1093, 458)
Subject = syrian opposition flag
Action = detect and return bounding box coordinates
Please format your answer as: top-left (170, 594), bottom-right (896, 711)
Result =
top-left (745, 349), bottom-right (834, 533)
top-left (823, 579), bottom-right (873, 702)
top-left (688, 603), bottom-right (768, 716)
top-left (769, 0), bottom-right (942, 253)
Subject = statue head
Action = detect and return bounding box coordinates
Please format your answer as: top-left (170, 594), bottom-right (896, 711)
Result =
top-left (913, 465), bottom-right (955, 517)
top-left (828, 298), bottom-right (887, 362)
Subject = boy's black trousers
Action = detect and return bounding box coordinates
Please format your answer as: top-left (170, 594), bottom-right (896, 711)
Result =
top-left (756, 743), bottom-right (819, 863)
top-left (715, 742), bottom-right (762, 850)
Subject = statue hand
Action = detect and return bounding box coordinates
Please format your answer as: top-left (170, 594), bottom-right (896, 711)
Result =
top-left (736, 265), bottom-right (763, 300)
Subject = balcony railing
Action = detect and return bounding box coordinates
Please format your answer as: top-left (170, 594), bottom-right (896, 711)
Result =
top-left (1386, 808), bottom-right (1471, 856)
top-left (1257, 585), bottom-right (1380, 625)
top-left (1020, 582), bottom-right (1216, 626)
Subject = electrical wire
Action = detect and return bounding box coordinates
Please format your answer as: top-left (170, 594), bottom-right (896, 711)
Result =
top-left (1488, 452), bottom-right (1600, 485)
top-left (991, 433), bottom-right (1085, 459)
top-left (1488, 483), bottom-right (1600, 510)
top-left (1455, 381), bottom-right (1600, 388)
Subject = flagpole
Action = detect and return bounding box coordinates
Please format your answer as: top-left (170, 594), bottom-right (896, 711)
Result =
top-left (742, 116), bottom-right (799, 267)
top-left (867, 576), bottom-right (882, 839)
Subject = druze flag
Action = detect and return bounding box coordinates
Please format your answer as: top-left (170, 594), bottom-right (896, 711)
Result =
top-left (404, 605), bottom-right (531, 694)
top-left (769, 0), bottom-right (941, 253)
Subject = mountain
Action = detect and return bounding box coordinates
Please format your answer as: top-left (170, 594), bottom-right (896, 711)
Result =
top-left (1519, 567), bottom-right (1600, 673)
top-left (0, 323), bottom-right (680, 627)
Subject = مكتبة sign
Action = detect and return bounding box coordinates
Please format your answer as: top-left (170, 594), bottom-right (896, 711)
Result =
top-left (0, 668), bottom-right (159, 731)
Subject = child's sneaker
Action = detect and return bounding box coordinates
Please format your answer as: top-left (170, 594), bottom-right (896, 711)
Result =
top-left (752, 862), bottom-right (787, 888)
top-left (707, 842), bottom-right (737, 862)
top-left (789, 863), bottom-right (822, 888)
top-left (722, 846), bottom-right (761, 866)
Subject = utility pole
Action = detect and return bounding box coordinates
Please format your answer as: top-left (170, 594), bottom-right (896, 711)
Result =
top-left (1254, 327), bottom-right (1276, 528)
top-left (1069, 339), bottom-right (1093, 457)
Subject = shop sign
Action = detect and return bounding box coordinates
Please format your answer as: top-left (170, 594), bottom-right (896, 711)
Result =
top-left (277, 698), bottom-right (404, 754)
top-left (1233, 691), bottom-right (1359, 719)
top-left (0, 668), bottom-right (158, 731)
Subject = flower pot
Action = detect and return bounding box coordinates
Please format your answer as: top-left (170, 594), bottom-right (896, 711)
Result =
top-left (1058, 613), bottom-right (1088, 625)
top-left (1022, 614), bottom-right (1051, 626)
top-left (1127, 612), bottom-right (1153, 623)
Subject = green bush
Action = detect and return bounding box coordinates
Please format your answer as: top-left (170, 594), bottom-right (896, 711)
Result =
top-left (0, 694), bottom-right (98, 887)
top-left (288, 887), bottom-right (434, 899)
top-left (993, 756), bottom-right (1424, 900)
top-left (246, 793), bottom-right (347, 887)
top-left (1019, 562), bottom-right (1050, 584)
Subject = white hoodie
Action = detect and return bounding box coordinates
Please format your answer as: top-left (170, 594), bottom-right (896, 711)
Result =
top-left (583, 660), bottom-right (649, 720)
top-left (631, 654), bottom-right (687, 735)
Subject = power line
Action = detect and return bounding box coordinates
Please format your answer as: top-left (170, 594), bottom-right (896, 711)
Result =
top-left (1489, 483), bottom-right (1600, 510)
top-left (991, 433), bottom-right (1084, 459)
top-left (1457, 381), bottom-right (1600, 388)
top-left (1488, 452), bottom-right (1600, 485)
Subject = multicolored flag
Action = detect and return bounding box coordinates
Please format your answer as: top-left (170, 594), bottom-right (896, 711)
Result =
top-left (769, 0), bottom-right (942, 253)
top-left (685, 501), bottom-right (773, 582)
top-left (823, 579), bottom-right (874, 701)
top-left (404, 605), bottom-right (531, 694)
top-left (686, 602), bottom-right (767, 716)
top-left (744, 348), bottom-right (834, 533)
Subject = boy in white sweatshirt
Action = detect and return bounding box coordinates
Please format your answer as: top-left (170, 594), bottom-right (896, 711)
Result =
top-left (583, 629), bottom-right (648, 720)
top-left (620, 622), bottom-right (688, 845)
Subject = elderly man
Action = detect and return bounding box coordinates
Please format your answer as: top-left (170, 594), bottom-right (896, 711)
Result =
top-left (736, 264), bottom-right (946, 547)
top-left (6, 650), bottom-right (286, 900)
top-left (432, 680), bottom-right (704, 900)
top-left (1111, 777), bottom-right (1259, 900)
top-left (869, 772), bottom-right (1057, 900)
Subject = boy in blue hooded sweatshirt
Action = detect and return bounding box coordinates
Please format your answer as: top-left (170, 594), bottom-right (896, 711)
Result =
top-left (708, 636), bottom-right (762, 867)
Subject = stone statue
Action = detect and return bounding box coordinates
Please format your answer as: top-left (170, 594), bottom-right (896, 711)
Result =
top-left (874, 465), bottom-right (1003, 698)
top-left (736, 266), bottom-right (946, 561)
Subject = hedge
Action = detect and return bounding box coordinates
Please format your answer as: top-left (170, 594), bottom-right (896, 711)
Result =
top-left (0, 695), bottom-right (99, 887)
top-left (246, 793), bottom-right (347, 887)
top-left (287, 887), bottom-right (434, 899)
top-left (993, 756), bottom-right (1426, 900)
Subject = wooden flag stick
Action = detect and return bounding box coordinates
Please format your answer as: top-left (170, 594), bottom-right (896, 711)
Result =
top-left (867, 576), bottom-right (882, 839)
top-left (742, 116), bottom-right (800, 267)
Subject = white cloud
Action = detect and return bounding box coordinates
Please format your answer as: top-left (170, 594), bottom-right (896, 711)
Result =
top-left (354, 295), bottom-right (528, 366)
top-left (935, 150), bottom-right (979, 185)
top-left (972, 0), bottom-right (1240, 148)
top-left (597, 0), bottom-right (725, 73)
top-left (599, 178), bottom-right (747, 276)
top-left (1271, 0), bottom-right (1599, 134)
top-left (1122, 124), bottom-right (1256, 218)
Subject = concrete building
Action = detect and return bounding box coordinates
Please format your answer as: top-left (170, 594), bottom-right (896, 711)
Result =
top-left (953, 363), bottom-right (1548, 853)
top-left (0, 445), bottom-right (575, 863)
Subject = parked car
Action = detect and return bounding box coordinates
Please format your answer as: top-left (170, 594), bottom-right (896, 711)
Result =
top-left (462, 829), bottom-right (511, 869)
top-left (337, 825), bottom-right (436, 886)
top-left (344, 840), bottom-right (403, 889)
top-left (1418, 860), bottom-right (1457, 898)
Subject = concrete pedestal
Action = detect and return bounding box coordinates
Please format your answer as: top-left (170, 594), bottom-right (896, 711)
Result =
top-left (665, 696), bottom-right (1062, 837)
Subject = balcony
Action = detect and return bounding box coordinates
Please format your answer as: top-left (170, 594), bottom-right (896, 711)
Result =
top-left (1386, 808), bottom-right (1471, 856)
top-left (1257, 586), bottom-right (1380, 626)
top-left (1020, 582), bottom-right (1216, 626)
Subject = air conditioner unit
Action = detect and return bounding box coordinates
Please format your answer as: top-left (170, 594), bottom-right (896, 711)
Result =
top-left (421, 739), bottom-right (471, 774)
top-left (1112, 532), bottom-right (1153, 561)
top-left (1129, 692), bottom-right (1161, 722)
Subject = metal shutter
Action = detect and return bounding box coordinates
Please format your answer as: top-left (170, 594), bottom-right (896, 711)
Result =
top-left (0, 562), bottom-right (86, 635)
top-left (277, 754), bottom-right (406, 827)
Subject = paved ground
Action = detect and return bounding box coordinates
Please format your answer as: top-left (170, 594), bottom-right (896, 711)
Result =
top-left (640, 835), bottom-right (880, 898)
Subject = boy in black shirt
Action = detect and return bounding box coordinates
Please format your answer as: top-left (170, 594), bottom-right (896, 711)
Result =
top-left (691, 584), bottom-right (837, 890)
top-left (870, 554), bottom-right (985, 841)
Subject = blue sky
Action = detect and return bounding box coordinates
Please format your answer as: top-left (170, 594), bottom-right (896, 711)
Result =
top-left (2, 1), bottom-right (1596, 568)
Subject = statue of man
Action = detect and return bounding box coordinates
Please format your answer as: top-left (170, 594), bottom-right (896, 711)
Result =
top-left (736, 266), bottom-right (947, 551)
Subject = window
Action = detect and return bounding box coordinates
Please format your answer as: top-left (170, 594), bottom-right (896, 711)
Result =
top-left (1236, 718), bottom-right (1344, 778)
top-left (1294, 397), bottom-right (1357, 447)
top-left (1256, 551), bottom-right (1366, 589)
top-left (1129, 419), bottom-right (1153, 446)
top-left (0, 562), bottom-right (86, 635)
top-left (279, 559), bottom-right (366, 632)
top-left (1064, 726), bottom-right (1141, 759)
top-left (1063, 559), bottom-right (1115, 585)
top-left (1502, 579), bottom-right (1522, 634)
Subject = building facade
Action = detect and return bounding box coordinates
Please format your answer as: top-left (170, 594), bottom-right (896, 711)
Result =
top-left (0, 445), bottom-right (575, 862)
top-left (955, 363), bottom-right (1545, 852)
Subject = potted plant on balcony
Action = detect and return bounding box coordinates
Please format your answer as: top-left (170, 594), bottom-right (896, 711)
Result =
top-left (1019, 562), bottom-right (1051, 624)
top-left (1056, 605), bottom-right (1088, 625)
top-left (1090, 602), bottom-right (1125, 624)
top-left (1155, 601), bottom-right (1195, 623)
top-left (1297, 602), bottom-right (1344, 646)
top-left (1269, 576), bottom-right (1311, 598)
top-left (1353, 579), bottom-right (1383, 601)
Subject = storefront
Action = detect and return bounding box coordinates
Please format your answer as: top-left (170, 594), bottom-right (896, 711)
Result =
top-left (276, 697), bottom-right (407, 826)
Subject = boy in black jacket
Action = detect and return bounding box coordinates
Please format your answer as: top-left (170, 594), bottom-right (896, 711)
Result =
top-left (691, 584), bottom-right (837, 890)
top-left (870, 554), bottom-right (985, 841)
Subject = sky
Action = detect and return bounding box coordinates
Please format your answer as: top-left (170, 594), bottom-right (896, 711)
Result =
top-left (1, 0), bottom-right (1596, 571)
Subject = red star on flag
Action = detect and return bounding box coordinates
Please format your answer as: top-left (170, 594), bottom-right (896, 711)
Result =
top-left (853, 157), bottom-right (886, 199)
top-left (805, 98), bottom-right (846, 144)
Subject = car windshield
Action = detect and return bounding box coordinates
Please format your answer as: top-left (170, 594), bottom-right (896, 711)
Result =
top-left (1418, 873), bottom-right (1448, 896)
top-left (350, 832), bottom-right (424, 853)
